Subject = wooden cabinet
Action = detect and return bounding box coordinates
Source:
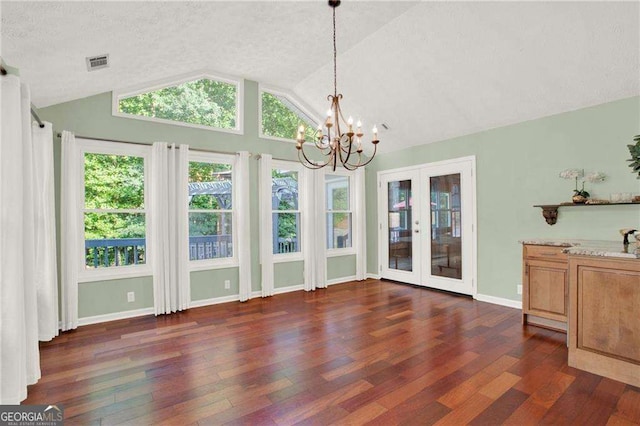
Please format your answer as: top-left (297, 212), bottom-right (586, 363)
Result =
top-left (568, 255), bottom-right (640, 387)
top-left (522, 244), bottom-right (568, 330)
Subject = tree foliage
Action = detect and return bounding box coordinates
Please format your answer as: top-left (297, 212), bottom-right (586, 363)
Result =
top-left (84, 153), bottom-right (145, 240)
top-left (119, 79), bottom-right (237, 129)
top-left (262, 92), bottom-right (316, 140)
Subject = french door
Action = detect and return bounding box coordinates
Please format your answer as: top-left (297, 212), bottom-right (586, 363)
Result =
top-left (379, 157), bottom-right (475, 295)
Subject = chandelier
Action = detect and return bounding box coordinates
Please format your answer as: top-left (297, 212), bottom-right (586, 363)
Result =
top-left (296, 0), bottom-right (379, 171)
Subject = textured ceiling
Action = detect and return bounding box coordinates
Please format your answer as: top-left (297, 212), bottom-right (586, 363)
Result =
top-left (2, 1), bottom-right (639, 153)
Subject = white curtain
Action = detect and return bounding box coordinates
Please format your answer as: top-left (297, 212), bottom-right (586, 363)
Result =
top-left (355, 168), bottom-right (367, 281)
top-left (303, 170), bottom-right (327, 290)
top-left (259, 154), bottom-right (274, 297)
top-left (236, 151), bottom-right (252, 302)
top-left (151, 142), bottom-right (190, 315)
top-left (60, 131), bottom-right (80, 331)
top-left (1, 76), bottom-right (57, 404)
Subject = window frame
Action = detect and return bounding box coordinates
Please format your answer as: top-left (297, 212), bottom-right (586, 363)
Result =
top-left (271, 160), bottom-right (305, 263)
top-left (325, 169), bottom-right (356, 257)
top-left (112, 71), bottom-right (244, 135)
top-left (77, 138), bottom-right (152, 282)
top-left (258, 85), bottom-right (321, 143)
top-left (188, 151), bottom-right (239, 271)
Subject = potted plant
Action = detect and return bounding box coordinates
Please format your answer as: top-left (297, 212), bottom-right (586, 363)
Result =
top-left (559, 169), bottom-right (606, 203)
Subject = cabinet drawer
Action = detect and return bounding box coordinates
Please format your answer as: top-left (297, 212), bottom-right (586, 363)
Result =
top-left (524, 245), bottom-right (568, 262)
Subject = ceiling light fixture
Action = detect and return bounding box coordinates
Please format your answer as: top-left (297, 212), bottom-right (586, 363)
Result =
top-left (296, 0), bottom-right (379, 171)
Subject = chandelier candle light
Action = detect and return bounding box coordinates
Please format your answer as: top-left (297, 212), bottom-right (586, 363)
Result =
top-left (296, 0), bottom-right (379, 171)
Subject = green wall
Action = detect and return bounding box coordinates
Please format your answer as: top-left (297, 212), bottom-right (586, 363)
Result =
top-left (366, 96), bottom-right (640, 301)
top-left (40, 80), bottom-right (357, 318)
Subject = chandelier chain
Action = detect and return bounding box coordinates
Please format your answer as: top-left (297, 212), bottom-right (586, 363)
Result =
top-left (333, 6), bottom-right (337, 96)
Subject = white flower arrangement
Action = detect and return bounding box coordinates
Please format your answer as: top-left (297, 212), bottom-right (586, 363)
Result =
top-left (559, 168), bottom-right (606, 198)
top-left (559, 168), bottom-right (584, 180)
top-left (585, 171), bottom-right (606, 183)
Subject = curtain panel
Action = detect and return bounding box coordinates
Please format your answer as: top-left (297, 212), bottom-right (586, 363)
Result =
top-left (151, 142), bottom-right (190, 315)
top-left (1, 75), bottom-right (57, 404)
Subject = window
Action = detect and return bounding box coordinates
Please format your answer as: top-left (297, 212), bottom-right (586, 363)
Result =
top-left (326, 174), bottom-right (353, 250)
top-left (81, 141), bottom-right (150, 279)
top-left (272, 167), bottom-right (301, 255)
top-left (114, 74), bottom-right (242, 133)
top-left (260, 88), bottom-right (318, 141)
top-left (188, 154), bottom-right (236, 267)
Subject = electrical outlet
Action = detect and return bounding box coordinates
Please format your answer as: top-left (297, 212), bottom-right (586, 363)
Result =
top-left (224, 280), bottom-right (231, 290)
top-left (517, 285), bottom-right (522, 295)
top-left (127, 291), bottom-right (135, 302)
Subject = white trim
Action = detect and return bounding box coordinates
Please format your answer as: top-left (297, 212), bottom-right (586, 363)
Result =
top-left (187, 150), bottom-right (239, 269)
top-left (112, 70), bottom-right (244, 135)
top-left (273, 284), bottom-right (304, 295)
top-left (326, 275), bottom-right (357, 286)
top-left (189, 260), bottom-right (239, 272)
top-left (367, 273), bottom-right (381, 280)
top-left (190, 294), bottom-right (243, 308)
top-left (78, 307), bottom-right (154, 326)
top-left (273, 254), bottom-right (304, 263)
top-left (78, 268), bottom-right (152, 283)
top-left (474, 293), bottom-right (522, 310)
top-left (375, 155), bottom-right (478, 176)
top-left (77, 138), bottom-right (152, 283)
top-left (258, 84), bottom-right (321, 142)
top-left (326, 248), bottom-right (357, 257)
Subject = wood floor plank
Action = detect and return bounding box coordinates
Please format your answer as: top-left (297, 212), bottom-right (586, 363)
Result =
top-left (21, 280), bottom-right (636, 425)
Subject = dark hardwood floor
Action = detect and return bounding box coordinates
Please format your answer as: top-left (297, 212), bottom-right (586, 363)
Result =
top-left (24, 280), bottom-right (640, 425)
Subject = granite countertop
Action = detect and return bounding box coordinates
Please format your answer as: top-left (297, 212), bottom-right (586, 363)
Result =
top-left (520, 239), bottom-right (640, 259)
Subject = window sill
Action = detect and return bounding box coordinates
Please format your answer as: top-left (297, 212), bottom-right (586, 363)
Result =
top-left (326, 248), bottom-right (356, 258)
top-left (273, 253), bottom-right (304, 263)
top-left (189, 259), bottom-right (239, 272)
top-left (78, 265), bottom-right (152, 283)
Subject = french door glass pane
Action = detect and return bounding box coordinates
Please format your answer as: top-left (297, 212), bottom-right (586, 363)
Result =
top-left (388, 180), bottom-right (412, 271)
top-left (430, 174), bottom-right (462, 279)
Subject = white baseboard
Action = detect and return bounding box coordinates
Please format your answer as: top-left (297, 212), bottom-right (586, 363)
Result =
top-left (326, 275), bottom-right (357, 286)
top-left (367, 273), bottom-right (381, 280)
top-left (475, 293), bottom-right (522, 310)
top-left (190, 294), bottom-right (242, 308)
top-left (273, 284), bottom-right (304, 294)
top-left (78, 307), bottom-right (155, 326)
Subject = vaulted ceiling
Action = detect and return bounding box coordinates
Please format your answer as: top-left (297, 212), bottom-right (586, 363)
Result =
top-left (2, 1), bottom-right (639, 153)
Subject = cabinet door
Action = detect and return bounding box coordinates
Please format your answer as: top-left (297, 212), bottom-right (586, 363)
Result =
top-left (525, 259), bottom-right (568, 321)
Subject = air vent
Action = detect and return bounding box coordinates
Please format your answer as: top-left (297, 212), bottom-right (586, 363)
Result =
top-left (85, 54), bottom-right (109, 71)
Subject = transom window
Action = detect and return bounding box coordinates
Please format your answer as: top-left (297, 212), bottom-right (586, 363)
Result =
top-left (114, 74), bottom-right (242, 133)
top-left (188, 155), bottom-right (235, 264)
top-left (260, 89), bottom-right (318, 141)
